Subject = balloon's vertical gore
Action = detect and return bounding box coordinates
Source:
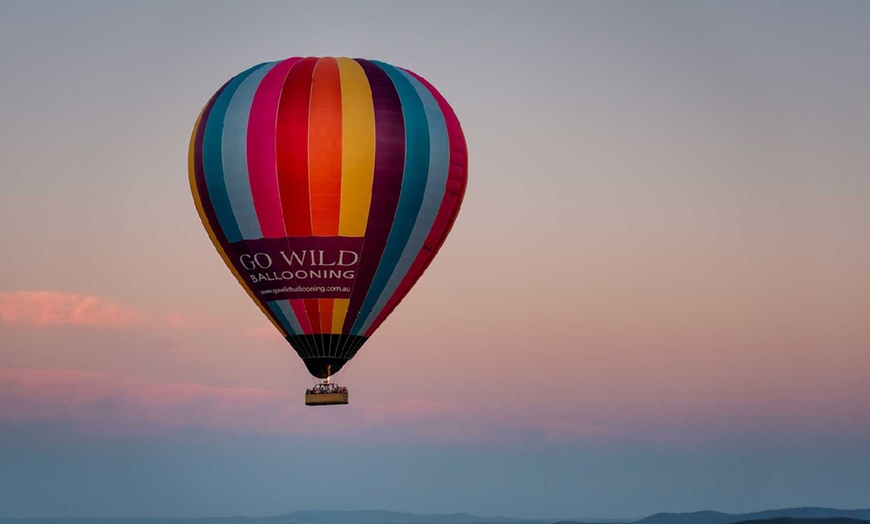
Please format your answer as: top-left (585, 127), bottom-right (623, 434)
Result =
top-left (189, 57), bottom-right (468, 379)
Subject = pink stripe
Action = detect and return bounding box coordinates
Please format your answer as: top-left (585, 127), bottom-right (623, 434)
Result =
top-left (290, 299), bottom-right (312, 333)
top-left (364, 70), bottom-right (468, 337)
top-left (247, 57), bottom-right (303, 238)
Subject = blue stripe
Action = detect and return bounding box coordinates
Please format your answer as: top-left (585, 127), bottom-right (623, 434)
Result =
top-left (268, 301), bottom-right (301, 339)
top-left (351, 61), bottom-right (430, 335)
top-left (222, 62), bottom-right (277, 240)
top-left (202, 64), bottom-right (263, 244)
top-left (356, 69), bottom-right (450, 334)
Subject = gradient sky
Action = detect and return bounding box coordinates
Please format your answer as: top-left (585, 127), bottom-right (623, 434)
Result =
top-left (1, 0), bottom-right (869, 518)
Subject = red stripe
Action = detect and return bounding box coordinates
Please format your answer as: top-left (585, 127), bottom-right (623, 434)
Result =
top-left (276, 57), bottom-right (316, 237)
top-left (276, 57), bottom-right (319, 332)
top-left (304, 297), bottom-right (321, 335)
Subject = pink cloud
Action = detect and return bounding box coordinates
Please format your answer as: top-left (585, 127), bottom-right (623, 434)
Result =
top-left (0, 367), bottom-right (510, 442)
top-left (0, 291), bottom-right (144, 328)
top-left (0, 367), bottom-right (289, 437)
top-left (2, 366), bottom-right (867, 444)
top-left (0, 291), bottom-right (218, 332)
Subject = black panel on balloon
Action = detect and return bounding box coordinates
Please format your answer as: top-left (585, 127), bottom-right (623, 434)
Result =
top-left (303, 358), bottom-right (348, 379)
top-left (286, 335), bottom-right (368, 378)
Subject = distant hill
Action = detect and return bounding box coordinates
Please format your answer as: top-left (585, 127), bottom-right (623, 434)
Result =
top-left (0, 511), bottom-right (536, 524)
top-left (2, 507), bottom-right (869, 524)
top-left (280, 510), bottom-right (528, 524)
top-left (630, 511), bottom-right (733, 524)
top-left (632, 508), bottom-right (870, 524)
top-left (736, 519), bottom-right (870, 524)
top-left (741, 513), bottom-right (870, 522)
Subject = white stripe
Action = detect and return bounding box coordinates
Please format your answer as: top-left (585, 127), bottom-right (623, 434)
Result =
top-left (222, 62), bottom-right (277, 240)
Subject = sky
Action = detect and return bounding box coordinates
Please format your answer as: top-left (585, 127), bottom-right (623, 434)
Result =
top-left (1, 0), bottom-right (869, 518)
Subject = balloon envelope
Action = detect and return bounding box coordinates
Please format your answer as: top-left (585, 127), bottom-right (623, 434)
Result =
top-left (189, 57), bottom-right (467, 378)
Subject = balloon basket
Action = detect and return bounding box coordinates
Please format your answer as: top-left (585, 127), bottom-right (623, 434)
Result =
top-left (305, 383), bottom-right (349, 406)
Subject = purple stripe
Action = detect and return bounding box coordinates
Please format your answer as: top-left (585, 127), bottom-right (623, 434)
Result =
top-left (193, 84), bottom-right (229, 246)
top-left (341, 59), bottom-right (406, 334)
top-left (193, 83), bottom-right (288, 336)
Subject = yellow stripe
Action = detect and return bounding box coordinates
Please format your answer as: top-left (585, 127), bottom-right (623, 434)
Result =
top-left (188, 105), bottom-right (288, 337)
top-left (337, 57), bottom-right (376, 238)
top-left (331, 298), bottom-right (350, 334)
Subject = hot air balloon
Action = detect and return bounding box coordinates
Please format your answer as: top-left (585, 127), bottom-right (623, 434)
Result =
top-left (188, 57), bottom-right (467, 405)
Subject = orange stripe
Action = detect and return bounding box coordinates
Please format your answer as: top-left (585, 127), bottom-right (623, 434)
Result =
top-left (309, 58), bottom-right (343, 333)
top-left (309, 57), bottom-right (343, 234)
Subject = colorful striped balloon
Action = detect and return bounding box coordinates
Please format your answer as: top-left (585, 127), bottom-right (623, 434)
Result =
top-left (189, 57), bottom-right (468, 379)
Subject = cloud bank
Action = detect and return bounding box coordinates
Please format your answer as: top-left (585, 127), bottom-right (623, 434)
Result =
top-left (0, 367), bottom-right (473, 441)
top-left (0, 291), bottom-right (144, 328)
top-left (3, 366), bottom-right (867, 444)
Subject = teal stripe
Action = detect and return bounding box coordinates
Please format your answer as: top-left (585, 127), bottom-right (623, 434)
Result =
top-left (222, 62), bottom-right (277, 240)
top-left (356, 69), bottom-right (450, 334)
top-left (268, 301), bottom-right (301, 339)
top-left (274, 300), bottom-right (304, 337)
top-left (351, 61), bottom-right (430, 335)
top-left (202, 64), bottom-right (263, 244)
